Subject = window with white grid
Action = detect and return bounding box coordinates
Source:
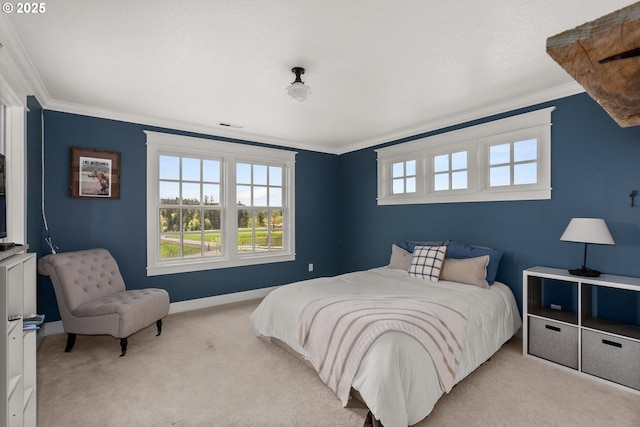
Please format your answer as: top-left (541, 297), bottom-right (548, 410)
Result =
top-left (146, 131), bottom-right (296, 276)
top-left (376, 107), bottom-right (553, 205)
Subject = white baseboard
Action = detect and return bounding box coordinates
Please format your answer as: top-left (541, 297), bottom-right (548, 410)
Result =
top-left (41, 285), bottom-right (279, 337)
top-left (168, 285), bottom-right (279, 314)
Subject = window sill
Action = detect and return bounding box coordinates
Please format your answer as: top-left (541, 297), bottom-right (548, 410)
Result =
top-left (377, 187), bottom-right (552, 205)
top-left (146, 253), bottom-right (296, 276)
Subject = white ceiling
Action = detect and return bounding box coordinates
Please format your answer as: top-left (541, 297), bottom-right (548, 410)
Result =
top-left (3, 1), bottom-right (636, 154)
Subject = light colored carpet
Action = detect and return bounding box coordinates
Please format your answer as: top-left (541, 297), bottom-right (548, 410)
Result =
top-left (37, 299), bottom-right (640, 427)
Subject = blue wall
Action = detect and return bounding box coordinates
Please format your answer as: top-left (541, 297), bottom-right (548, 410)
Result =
top-left (28, 92), bottom-right (640, 323)
top-left (338, 93), bottom-right (640, 319)
top-left (34, 111), bottom-right (341, 321)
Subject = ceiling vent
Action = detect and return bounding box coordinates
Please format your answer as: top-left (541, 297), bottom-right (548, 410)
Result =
top-left (218, 122), bottom-right (244, 129)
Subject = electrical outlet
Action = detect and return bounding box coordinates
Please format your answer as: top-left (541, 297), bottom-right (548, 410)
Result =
top-left (308, 263), bottom-right (314, 272)
top-left (550, 304), bottom-right (562, 311)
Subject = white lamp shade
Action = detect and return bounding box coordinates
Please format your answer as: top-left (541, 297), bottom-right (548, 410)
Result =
top-left (286, 82), bottom-right (311, 102)
top-left (560, 218), bottom-right (615, 245)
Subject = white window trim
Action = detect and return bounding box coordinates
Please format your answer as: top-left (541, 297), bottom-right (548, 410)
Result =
top-left (376, 107), bottom-right (554, 205)
top-left (0, 77), bottom-right (27, 244)
top-left (145, 131), bottom-right (296, 276)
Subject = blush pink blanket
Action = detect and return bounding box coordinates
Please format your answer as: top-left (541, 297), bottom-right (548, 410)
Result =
top-left (296, 295), bottom-right (469, 406)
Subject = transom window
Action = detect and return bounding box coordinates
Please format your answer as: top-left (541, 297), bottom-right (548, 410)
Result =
top-left (376, 107), bottom-right (553, 205)
top-left (434, 151), bottom-right (468, 191)
top-left (488, 139), bottom-right (537, 187)
top-left (392, 160), bottom-right (416, 194)
top-left (146, 131), bottom-right (296, 276)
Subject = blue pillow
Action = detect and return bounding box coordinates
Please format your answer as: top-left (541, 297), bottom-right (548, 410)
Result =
top-left (445, 241), bottom-right (503, 285)
top-left (392, 240), bottom-right (414, 253)
top-left (393, 240), bottom-right (445, 254)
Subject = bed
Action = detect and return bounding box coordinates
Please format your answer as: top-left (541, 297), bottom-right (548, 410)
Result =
top-left (249, 242), bottom-right (522, 427)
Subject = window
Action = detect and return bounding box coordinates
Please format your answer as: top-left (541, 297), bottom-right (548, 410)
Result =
top-left (158, 155), bottom-right (222, 259)
top-left (146, 131), bottom-right (295, 276)
top-left (236, 162), bottom-right (284, 254)
top-left (392, 160), bottom-right (416, 194)
top-left (487, 138), bottom-right (537, 187)
top-left (433, 150), bottom-right (468, 191)
top-left (376, 107), bottom-right (553, 205)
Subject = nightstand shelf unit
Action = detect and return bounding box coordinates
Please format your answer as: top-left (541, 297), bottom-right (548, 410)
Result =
top-left (1, 249), bottom-right (36, 427)
top-left (523, 266), bottom-right (640, 394)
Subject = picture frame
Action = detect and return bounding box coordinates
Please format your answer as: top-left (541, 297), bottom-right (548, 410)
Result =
top-left (70, 147), bottom-right (121, 199)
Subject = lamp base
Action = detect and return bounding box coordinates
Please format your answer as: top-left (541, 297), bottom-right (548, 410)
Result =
top-left (568, 267), bottom-right (601, 277)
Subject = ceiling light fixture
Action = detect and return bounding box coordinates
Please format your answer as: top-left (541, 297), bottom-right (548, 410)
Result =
top-left (286, 67), bottom-right (311, 102)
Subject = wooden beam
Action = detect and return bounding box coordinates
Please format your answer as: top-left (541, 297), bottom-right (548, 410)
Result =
top-left (547, 3), bottom-right (640, 127)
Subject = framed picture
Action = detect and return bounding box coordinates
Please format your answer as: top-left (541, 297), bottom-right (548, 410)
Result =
top-left (70, 147), bottom-right (121, 199)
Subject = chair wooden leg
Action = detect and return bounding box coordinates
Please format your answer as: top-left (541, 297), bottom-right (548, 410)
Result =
top-left (120, 337), bottom-right (128, 357)
top-left (363, 411), bottom-right (384, 427)
top-left (65, 333), bottom-right (76, 352)
top-left (156, 319), bottom-right (163, 336)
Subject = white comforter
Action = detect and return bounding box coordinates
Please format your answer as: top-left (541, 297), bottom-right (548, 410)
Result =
top-left (249, 267), bottom-right (522, 427)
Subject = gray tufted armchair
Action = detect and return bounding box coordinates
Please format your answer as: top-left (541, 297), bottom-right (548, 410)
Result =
top-left (38, 248), bottom-right (170, 356)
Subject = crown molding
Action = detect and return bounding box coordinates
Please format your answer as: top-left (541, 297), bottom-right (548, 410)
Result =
top-left (0, 13), bottom-right (50, 106)
top-left (44, 99), bottom-right (340, 155)
top-left (335, 82), bottom-right (585, 155)
top-left (46, 82), bottom-right (584, 157)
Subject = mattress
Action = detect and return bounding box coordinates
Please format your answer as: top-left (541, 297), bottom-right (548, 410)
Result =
top-left (249, 266), bottom-right (522, 427)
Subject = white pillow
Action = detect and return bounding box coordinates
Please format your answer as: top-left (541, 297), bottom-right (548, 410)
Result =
top-left (388, 244), bottom-right (413, 271)
top-left (441, 255), bottom-right (490, 289)
top-left (408, 245), bottom-right (447, 281)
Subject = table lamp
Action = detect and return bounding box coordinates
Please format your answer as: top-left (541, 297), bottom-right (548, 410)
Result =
top-left (560, 218), bottom-right (614, 277)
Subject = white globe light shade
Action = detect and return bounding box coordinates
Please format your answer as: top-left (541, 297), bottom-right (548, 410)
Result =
top-left (286, 82), bottom-right (312, 102)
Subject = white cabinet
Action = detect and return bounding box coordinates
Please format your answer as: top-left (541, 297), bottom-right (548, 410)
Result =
top-left (523, 266), bottom-right (640, 394)
top-left (0, 249), bottom-right (36, 427)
